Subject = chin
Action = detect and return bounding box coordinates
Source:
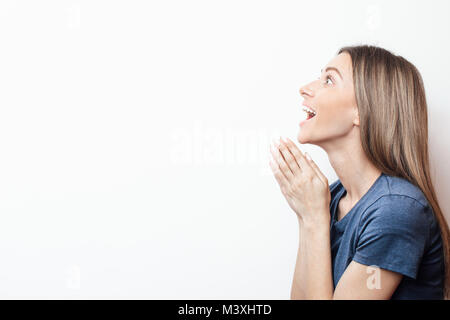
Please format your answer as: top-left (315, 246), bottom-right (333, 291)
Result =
top-left (297, 132), bottom-right (318, 146)
top-left (297, 131), bottom-right (309, 144)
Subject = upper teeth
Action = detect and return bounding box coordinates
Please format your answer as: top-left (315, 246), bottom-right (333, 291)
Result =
top-left (302, 106), bottom-right (316, 116)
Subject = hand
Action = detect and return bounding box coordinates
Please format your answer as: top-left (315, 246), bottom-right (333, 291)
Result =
top-left (269, 137), bottom-right (331, 225)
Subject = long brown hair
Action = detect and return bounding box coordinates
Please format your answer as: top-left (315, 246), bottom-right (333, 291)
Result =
top-left (338, 44), bottom-right (450, 299)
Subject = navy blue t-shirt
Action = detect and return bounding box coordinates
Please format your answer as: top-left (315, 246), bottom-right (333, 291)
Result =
top-left (329, 172), bottom-right (445, 299)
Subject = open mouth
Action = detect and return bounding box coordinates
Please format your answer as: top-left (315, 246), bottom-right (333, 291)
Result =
top-left (302, 105), bottom-right (317, 120)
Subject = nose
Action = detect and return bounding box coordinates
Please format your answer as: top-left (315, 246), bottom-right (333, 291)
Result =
top-left (299, 80), bottom-right (317, 98)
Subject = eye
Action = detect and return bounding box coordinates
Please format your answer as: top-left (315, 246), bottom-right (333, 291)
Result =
top-left (317, 74), bottom-right (334, 85)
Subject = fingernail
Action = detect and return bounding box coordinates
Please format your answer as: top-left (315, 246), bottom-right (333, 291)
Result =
top-left (271, 142), bottom-right (278, 152)
top-left (272, 138), bottom-right (279, 147)
top-left (305, 152), bottom-right (312, 161)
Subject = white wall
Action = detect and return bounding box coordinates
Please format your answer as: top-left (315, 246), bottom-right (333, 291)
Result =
top-left (0, 0), bottom-right (449, 299)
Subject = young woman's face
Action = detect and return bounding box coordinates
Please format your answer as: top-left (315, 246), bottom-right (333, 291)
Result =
top-left (297, 52), bottom-right (359, 146)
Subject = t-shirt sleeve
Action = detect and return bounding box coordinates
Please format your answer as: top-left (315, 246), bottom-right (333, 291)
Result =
top-left (352, 195), bottom-right (431, 279)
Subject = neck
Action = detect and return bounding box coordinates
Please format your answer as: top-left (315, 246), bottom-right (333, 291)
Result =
top-left (320, 132), bottom-right (382, 206)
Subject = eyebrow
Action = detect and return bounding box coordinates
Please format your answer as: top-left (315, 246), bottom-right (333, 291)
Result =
top-left (321, 67), bottom-right (343, 80)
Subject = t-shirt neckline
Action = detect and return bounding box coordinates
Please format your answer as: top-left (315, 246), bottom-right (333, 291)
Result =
top-left (333, 172), bottom-right (385, 226)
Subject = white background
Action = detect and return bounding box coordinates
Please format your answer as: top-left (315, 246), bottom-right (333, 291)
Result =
top-left (0, 0), bottom-right (449, 299)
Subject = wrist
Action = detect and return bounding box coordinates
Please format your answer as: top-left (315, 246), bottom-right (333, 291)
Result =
top-left (297, 212), bottom-right (330, 233)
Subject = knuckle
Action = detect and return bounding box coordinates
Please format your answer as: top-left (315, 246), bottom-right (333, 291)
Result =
top-left (312, 176), bottom-right (321, 185)
top-left (298, 177), bottom-right (308, 187)
top-left (288, 159), bottom-right (296, 167)
top-left (286, 186), bottom-right (295, 196)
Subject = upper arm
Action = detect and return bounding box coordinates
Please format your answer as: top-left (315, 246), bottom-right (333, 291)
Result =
top-left (333, 196), bottom-right (431, 299)
top-left (333, 195), bottom-right (432, 299)
top-left (333, 260), bottom-right (403, 300)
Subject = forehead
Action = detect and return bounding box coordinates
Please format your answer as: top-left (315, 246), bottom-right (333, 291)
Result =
top-left (324, 52), bottom-right (352, 80)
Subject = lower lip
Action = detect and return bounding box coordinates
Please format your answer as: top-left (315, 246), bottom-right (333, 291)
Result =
top-left (299, 115), bottom-right (316, 126)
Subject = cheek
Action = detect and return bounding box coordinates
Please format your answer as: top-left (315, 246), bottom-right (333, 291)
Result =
top-left (317, 100), bottom-right (355, 130)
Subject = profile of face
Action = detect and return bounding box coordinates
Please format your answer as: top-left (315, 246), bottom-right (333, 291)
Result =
top-left (297, 52), bottom-right (360, 148)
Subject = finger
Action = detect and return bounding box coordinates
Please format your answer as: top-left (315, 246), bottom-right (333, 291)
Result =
top-left (269, 155), bottom-right (289, 189)
top-left (278, 138), bottom-right (302, 172)
top-left (283, 137), bottom-right (314, 177)
top-left (277, 138), bottom-right (301, 176)
top-left (273, 139), bottom-right (291, 172)
top-left (270, 142), bottom-right (294, 182)
top-left (305, 152), bottom-right (328, 185)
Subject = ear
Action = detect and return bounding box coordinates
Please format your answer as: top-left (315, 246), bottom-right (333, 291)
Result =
top-left (353, 107), bottom-right (360, 126)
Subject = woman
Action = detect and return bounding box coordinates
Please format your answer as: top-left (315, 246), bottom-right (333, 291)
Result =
top-left (269, 45), bottom-right (449, 300)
